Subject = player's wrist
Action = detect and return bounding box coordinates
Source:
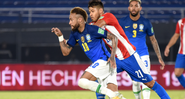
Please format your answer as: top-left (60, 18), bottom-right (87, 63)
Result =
top-left (58, 35), bottom-right (64, 42)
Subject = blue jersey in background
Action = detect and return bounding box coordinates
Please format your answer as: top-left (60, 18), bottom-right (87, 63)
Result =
top-left (67, 24), bottom-right (110, 62)
top-left (119, 15), bottom-right (154, 56)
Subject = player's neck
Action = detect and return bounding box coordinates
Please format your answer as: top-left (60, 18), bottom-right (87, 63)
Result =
top-left (130, 14), bottom-right (140, 21)
top-left (95, 12), bottom-right (104, 23)
top-left (78, 23), bottom-right (85, 33)
top-left (100, 12), bottom-right (104, 16)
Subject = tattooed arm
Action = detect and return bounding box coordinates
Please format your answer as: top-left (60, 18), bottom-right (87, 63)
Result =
top-left (52, 27), bottom-right (73, 56)
top-left (106, 31), bottom-right (118, 68)
top-left (150, 35), bottom-right (165, 70)
top-left (59, 41), bottom-right (73, 56)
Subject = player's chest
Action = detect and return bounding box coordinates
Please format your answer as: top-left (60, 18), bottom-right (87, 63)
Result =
top-left (76, 33), bottom-right (93, 44)
top-left (124, 22), bottom-right (146, 37)
top-left (75, 33), bottom-right (98, 52)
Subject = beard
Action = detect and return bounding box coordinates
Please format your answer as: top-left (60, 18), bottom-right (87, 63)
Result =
top-left (93, 14), bottom-right (100, 22)
top-left (71, 23), bottom-right (80, 31)
top-left (130, 10), bottom-right (139, 17)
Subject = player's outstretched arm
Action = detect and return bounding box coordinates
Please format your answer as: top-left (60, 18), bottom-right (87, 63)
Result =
top-left (149, 35), bottom-right (165, 70)
top-left (107, 32), bottom-right (118, 69)
top-left (51, 27), bottom-right (72, 56)
top-left (164, 33), bottom-right (180, 57)
top-left (94, 20), bottom-right (106, 28)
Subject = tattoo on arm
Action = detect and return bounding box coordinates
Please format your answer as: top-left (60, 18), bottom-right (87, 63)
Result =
top-left (61, 41), bottom-right (71, 49)
top-left (150, 36), bottom-right (162, 59)
top-left (60, 41), bottom-right (73, 56)
top-left (107, 32), bottom-right (114, 40)
top-left (107, 32), bottom-right (118, 57)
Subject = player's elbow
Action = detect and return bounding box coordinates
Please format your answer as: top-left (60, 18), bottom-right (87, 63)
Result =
top-left (62, 52), bottom-right (69, 56)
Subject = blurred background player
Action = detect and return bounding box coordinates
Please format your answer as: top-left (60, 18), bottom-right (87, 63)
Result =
top-left (164, 17), bottom-right (185, 89)
top-left (118, 0), bottom-right (165, 99)
top-left (52, 7), bottom-right (124, 99)
top-left (87, 0), bottom-right (170, 99)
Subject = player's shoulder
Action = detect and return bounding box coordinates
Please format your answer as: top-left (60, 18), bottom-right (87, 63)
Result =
top-left (140, 16), bottom-right (150, 22)
top-left (104, 12), bottom-right (114, 16)
top-left (139, 16), bottom-right (152, 26)
top-left (86, 23), bottom-right (96, 28)
top-left (86, 24), bottom-right (99, 31)
top-left (177, 18), bottom-right (185, 23)
top-left (103, 12), bottom-right (116, 18)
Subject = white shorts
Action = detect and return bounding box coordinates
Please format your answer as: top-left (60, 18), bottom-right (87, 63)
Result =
top-left (140, 55), bottom-right (151, 73)
top-left (85, 59), bottom-right (117, 85)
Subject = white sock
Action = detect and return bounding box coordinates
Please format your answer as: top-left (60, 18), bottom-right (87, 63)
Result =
top-left (132, 81), bottom-right (141, 99)
top-left (99, 87), bottom-right (117, 98)
top-left (78, 78), bottom-right (116, 98)
top-left (142, 83), bottom-right (151, 99)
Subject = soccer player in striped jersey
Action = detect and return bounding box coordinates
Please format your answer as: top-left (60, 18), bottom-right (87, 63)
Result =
top-left (52, 7), bottom-right (124, 99)
top-left (164, 17), bottom-right (185, 89)
top-left (118, 0), bottom-right (165, 99)
top-left (88, 0), bottom-right (170, 99)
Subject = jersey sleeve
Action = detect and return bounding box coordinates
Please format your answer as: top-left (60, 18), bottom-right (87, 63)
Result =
top-left (146, 20), bottom-right (154, 36)
top-left (175, 21), bottom-right (180, 34)
top-left (89, 25), bottom-right (107, 39)
top-left (99, 13), bottom-right (117, 25)
top-left (67, 32), bottom-right (77, 47)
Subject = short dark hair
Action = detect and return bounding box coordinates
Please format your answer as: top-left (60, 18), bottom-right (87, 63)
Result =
top-left (129, 0), bottom-right (141, 5)
top-left (88, 0), bottom-right (104, 11)
top-left (70, 7), bottom-right (88, 22)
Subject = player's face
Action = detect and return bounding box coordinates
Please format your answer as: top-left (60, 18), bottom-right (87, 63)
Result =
top-left (69, 13), bottom-right (80, 31)
top-left (89, 7), bottom-right (101, 22)
top-left (128, 1), bottom-right (141, 17)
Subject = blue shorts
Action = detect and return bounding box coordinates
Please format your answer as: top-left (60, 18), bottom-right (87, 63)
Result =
top-left (175, 54), bottom-right (185, 68)
top-left (116, 52), bottom-right (153, 83)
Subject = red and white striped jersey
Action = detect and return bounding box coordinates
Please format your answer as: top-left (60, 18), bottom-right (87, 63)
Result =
top-left (175, 18), bottom-right (185, 54)
top-left (90, 13), bottom-right (136, 60)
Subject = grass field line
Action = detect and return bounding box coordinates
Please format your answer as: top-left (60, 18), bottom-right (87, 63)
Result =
top-left (0, 90), bottom-right (184, 99)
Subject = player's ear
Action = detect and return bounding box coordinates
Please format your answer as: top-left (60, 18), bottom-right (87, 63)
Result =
top-left (99, 8), bottom-right (103, 14)
top-left (78, 17), bottom-right (83, 23)
top-left (140, 6), bottom-right (142, 11)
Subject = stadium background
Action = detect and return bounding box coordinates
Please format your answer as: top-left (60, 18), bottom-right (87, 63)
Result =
top-left (0, 0), bottom-right (185, 96)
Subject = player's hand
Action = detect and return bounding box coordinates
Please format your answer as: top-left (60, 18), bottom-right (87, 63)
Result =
top-left (51, 27), bottom-right (63, 37)
top-left (164, 47), bottom-right (170, 57)
top-left (159, 58), bottom-right (165, 70)
top-left (107, 57), bottom-right (116, 69)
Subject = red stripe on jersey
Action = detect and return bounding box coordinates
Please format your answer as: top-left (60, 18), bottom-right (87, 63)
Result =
top-left (178, 18), bottom-right (185, 54)
top-left (105, 25), bottom-right (136, 59)
top-left (90, 13), bottom-right (136, 59)
top-left (180, 25), bottom-right (183, 54)
top-left (117, 40), bottom-right (131, 59)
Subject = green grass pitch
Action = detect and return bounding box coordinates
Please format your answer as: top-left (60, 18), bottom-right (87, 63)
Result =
top-left (0, 90), bottom-right (184, 99)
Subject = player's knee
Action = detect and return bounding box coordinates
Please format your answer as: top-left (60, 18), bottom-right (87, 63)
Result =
top-left (132, 81), bottom-right (140, 86)
top-left (144, 80), bottom-right (155, 88)
top-left (175, 71), bottom-right (182, 77)
top-left (78, 78), bottom-right (89, 89)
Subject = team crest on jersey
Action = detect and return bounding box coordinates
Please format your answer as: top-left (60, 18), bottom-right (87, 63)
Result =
top-left (139, 24), bottom-right (144, 32)
top-left (81, 36), bottom-right (85, 43)
top-left (86, 34), bottom-right (92, 43)
top-left (133, 23), bottom-right (137, 29)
